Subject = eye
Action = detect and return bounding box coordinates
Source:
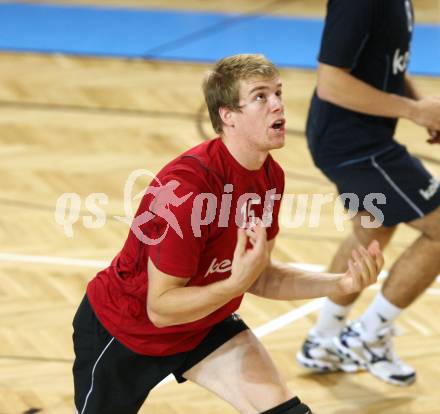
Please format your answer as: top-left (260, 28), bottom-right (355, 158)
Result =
top-left (275, 90), bottom-right (282, 98)
top-left (255, 93), bottom-right (266, 101)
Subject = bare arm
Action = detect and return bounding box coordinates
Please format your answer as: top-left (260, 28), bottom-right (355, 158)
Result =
top-left (147, 223), bottom-right (269, 327)
top-left (403, 73), bottom-right (440, 143)
top-left (249, 261), bottom-right (346, 300)
top-left (404, 73), bottom-right (422, 100)
top-left (317, 63), bottom-right (413, 118)
top-left (248, 240), bottom-right (384, 300)
top-left (317, 63), bottom-right (440, 131)
top-left (147, 261), bottom-right (234, 327)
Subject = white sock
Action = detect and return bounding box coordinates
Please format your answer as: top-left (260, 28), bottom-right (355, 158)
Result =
top-left (359, 292), bottom-right (402, 341)
top-left (312, 298), bottom-right (353, 338)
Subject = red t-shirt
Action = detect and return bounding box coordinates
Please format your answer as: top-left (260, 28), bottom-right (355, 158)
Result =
top-left (87, 138), bottom-right (285, 356)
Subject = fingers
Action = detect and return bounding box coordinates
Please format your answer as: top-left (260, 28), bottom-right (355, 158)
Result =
top-left (374, 247), bottom-right (385, 274)
top-left (367, 239), bottom-right (380, 254)
top-left (245, 226), bottom-right (257, 246)
top-left (367, 240), bottom-right (385, 272)
top-left (342, 242), bottom-right (385, 296)
top-left (427, 137), bottom-right (440, 144)
top-left (236, 219), bottom-right (267, 257)
top-left (427, 129), bottom-right (440, 144)
top-left (351, 249), bottom-right (371, 288)
top-left (350, 246), bottom-right (379, 289)
top-left (358, 246), bottom-right (378, 284)
top-left (347, 259), bottom-right (361, 292)
top-left (252, 220), bottom-right (268, 252)
top-left (234, 228), bottom-right (247, 258)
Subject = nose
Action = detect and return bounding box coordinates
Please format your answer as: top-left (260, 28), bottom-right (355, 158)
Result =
top-left (270, 94), bottom-right (283, 113)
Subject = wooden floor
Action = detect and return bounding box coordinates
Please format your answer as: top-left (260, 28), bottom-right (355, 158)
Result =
top-left (1, 1), bottom-right (440, 413)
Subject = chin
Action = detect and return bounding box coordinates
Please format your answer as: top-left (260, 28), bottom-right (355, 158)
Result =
top-left (255, 134), bottom-right (285, 152)
top-left (269, 136), bottom-right (285, 149)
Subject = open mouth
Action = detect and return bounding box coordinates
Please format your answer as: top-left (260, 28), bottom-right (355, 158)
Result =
top-left (270, 119), bottom-right (285, 131)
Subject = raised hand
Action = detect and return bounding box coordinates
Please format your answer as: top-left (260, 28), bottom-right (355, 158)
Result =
top-left (410, 97), bottom-right (440, 132)
top-left (336, 240), bottom-right (384, 295)
top-left (226, 220), bottom-right (270, 296)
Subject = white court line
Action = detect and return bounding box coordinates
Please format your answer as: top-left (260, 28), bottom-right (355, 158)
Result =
top-left (0, 253), bottom-right (439, 285)
top-left (1, 252), bottom-right (439, 386)
top-left (253, 298), bottom-right (325, 337)
top-left (294, 263), bottom-right (440, 284)
top-left (0, 253), bottom-right (327, 387)
top-left (156, 298), bottom-right (325, 387)
top-left (0, 252), bottom-right (108, 268)
top-left (1, 253), bottom-right (440, 283)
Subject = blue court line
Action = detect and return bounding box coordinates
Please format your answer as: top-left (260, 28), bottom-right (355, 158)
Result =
top-left (0, 3), bottom-right (439, 76)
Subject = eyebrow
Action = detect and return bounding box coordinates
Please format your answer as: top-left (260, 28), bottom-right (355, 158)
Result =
top-left (248, 83), bottom-right (283, 95)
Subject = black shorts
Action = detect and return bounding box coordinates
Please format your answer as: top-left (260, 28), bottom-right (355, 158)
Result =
top-left (320, 143), bottom-right (440, 227)
top-left (73, 295), bottom-right (248, 414)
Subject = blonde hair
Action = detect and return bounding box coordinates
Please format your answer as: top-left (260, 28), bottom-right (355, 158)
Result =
top-left (203, 54), bottom-right (279, 133)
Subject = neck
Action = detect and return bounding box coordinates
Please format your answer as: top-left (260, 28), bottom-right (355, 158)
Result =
top-left (221, 133), bottom-right (268, 170)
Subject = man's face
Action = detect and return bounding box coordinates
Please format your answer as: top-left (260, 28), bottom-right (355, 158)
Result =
top-left (231, 76), bottom-right (285, 151)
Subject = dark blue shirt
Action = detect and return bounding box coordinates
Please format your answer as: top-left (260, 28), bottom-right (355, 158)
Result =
top-left (306, 0), bottom-right (414, 168)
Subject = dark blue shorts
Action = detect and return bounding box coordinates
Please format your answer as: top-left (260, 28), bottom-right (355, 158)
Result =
top-left (319, 143), bottom-right (440, 227)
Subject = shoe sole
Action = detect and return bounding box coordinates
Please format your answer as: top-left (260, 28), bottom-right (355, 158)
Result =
top-left (369, 366), bottom-right (416, 387)
top-left (334, 338), bottom-right (416, 386)
top-left (296, 351), bottom-right (359, 373)
top-left (296, 352), bottom-right (340, 373)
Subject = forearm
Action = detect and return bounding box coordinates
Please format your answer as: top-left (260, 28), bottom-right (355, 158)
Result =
top-left (317, 64), bottom-right (416, 120)
top-left (404, 74), bottom-right (422, 100)
top-left (248, 260), bottom-right (344, 300)
top-left (148, 279), bottom-right (236, 327)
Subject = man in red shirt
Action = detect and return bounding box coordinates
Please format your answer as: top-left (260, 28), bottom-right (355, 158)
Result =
top-left (73, 54), bottom-right (384, 414)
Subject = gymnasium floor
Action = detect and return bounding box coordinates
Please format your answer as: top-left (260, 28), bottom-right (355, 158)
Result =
top-left (0, 1), bottom-right (440, 413)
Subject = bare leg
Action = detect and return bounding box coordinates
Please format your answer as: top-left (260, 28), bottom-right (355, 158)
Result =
top-left (382, 206), bottom-right (440, 308)
top-left (328, 212), bottom-right (397, 306)
top-left (297, 213), bottom-right (396, 373)
top-left (183, 330), bottom-right (296, 414)
top-left (332, 207), bottom-right (440, 386)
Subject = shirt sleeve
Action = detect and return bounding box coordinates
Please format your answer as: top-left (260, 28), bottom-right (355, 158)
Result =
top-left (319, 0), bottom-right (374, 69)
top-left (140, 174), bottom-right (209, 278)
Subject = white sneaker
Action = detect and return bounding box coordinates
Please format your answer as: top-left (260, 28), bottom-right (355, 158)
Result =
top-left (296, 331), bottom-right (359, 373)
top-left (334, 321), bottom-right (416, 386)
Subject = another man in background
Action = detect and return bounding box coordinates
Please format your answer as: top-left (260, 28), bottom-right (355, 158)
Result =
top-left (297, 0), bottom-right (440, 386)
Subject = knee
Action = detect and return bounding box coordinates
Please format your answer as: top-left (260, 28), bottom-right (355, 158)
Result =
top-left (422, 218), bottom-right (440, 243)
top-left (351, 211), bottom-right (396, 246)
top-left (260, 396), bottom-right (312, 414)
top-left (421, 229), bottom-right (440, 243)
top-left (353, 224), bottom-right (396, 247)
top-left (412, 208), bottom-right (440, 242)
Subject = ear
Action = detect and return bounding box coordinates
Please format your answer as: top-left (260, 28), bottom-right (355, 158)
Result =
top-left (219, 106), bottom-right (235, 129)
